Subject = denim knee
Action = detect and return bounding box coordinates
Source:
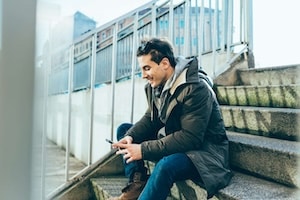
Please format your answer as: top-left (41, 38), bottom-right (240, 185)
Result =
top-left (116, 123), bottom-right (133, 140)
top-left (152, 157), bottom-right (171, 177)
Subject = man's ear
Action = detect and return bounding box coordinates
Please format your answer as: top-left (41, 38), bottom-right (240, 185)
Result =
top-left (160, 57), bottom-right (171, 69)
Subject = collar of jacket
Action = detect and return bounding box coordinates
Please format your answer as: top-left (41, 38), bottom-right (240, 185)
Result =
top-left (170, 56), bottom-right (200, 94)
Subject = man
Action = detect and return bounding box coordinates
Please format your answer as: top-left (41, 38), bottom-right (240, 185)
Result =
top-left (111, 37), bottom-right (232, 200)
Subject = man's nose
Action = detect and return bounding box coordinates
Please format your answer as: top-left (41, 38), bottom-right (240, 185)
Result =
top-left (142, 71), bottom-right (148, 79)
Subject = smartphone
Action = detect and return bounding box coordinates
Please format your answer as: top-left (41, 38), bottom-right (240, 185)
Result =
top-left (105, 138), bottom-right (114, 144)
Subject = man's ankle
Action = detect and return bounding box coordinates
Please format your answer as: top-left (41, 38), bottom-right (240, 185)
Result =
top-left (130, 168), bottom-right (148, 182)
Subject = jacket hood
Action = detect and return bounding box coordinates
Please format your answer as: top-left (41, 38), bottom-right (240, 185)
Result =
top-left (162, 56), bottom-right (199, 95)
top-left (174, 56), bottom-right (193, 76)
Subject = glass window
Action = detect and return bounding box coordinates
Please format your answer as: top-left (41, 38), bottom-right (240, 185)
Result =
top-left (179, 20), bottom-right (184, 28)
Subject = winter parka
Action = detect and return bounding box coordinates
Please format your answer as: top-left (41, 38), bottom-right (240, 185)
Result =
top-left (125, 56), bottom-right (233, 198)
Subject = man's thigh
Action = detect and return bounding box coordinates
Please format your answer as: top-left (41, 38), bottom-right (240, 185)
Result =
top-left (154, 153), bottom-right (200, 181)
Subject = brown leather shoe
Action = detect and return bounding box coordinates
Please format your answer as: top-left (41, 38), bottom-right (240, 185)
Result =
top-left (109, 172), bottom-right (147, 200)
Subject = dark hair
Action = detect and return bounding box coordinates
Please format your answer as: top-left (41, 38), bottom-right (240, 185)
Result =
top-left (136, 38), bottom-right (176, 67)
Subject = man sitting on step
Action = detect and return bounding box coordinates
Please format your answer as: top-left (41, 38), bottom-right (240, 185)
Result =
top-left (109, 37), bottom-right (233, 200)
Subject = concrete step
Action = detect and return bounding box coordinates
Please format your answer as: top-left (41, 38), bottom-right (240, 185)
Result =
top-left (217, 171), bottom-right (300, 200)
top-left (216, 84), bottom-right (300, 109)
top-left (237, 64), bottom-right (300, 86)
top-left (91, 176), bottom-right (128, 200)
top-left (90, 176), bottom-right (177, 200)
top-left (174, 172), bottom-right (299, 200)
top-left (227, 131), bottom-right (300, 187)
top-left (90, 172), bottom-right (299, 200)
top-left (221, 105), bottom-right (300, 140)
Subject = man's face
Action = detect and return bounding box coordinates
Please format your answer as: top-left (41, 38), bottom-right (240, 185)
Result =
top-left (137, 54), bottom-right (170, 88)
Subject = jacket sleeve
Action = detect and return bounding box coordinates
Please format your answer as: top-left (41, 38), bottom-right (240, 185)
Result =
top-left (125, 105), bottom-right (163, 143)
top-left (141, 81), bottom-right (214, 161)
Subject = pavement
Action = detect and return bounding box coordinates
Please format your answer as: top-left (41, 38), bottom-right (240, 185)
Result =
top-left (45, 139), bottom-right (87, 196)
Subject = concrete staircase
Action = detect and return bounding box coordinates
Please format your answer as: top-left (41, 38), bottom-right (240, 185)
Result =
top-left (214, 64), bottom-right (300, 199)
top-left (52, 64), bottom-right (300, 200)
top-left (91, 65), bottom-right (300, 200)
top-left (90, 64), bottom-right (300, 200)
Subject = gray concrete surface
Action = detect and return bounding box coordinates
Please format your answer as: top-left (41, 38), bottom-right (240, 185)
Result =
top-left (45, 139), bottom-right (87, 196)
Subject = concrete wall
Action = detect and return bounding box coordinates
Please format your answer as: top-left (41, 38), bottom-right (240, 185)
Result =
top-left (47, 78), bottom-right (147, 164)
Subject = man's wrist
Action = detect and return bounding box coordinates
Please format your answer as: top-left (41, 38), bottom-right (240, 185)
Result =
top-left (125, 135), bottom-right (133, 143)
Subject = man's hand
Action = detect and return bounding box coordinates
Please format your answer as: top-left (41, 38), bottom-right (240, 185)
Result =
top-left (113, 138), bottom-right (142, 163)
top-left (112, 135), bottom-right (133, 146)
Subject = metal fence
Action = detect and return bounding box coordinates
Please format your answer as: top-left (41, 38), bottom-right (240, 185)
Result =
top-left (48, 0), bottom-right (253, 95)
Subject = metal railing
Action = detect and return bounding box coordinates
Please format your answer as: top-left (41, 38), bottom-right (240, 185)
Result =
top-left (43, 0), bottom-right (253, 198)
top-left (48, 0), bottom-right (253, 95)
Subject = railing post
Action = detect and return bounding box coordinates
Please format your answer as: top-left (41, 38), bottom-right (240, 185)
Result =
top-left (130, 12), bottom-right (139, 123)
top-left (65, 44), bottom-right (74, 181)
top-left (246, 0), bottom-right (255, 68)
top-left (151, 1), bottom-right (157, 36)
top-left (212, 0), bottom-right (219, 77)
top-left (184, 0), bottom-right (190, 56)
top-left (198, 0), bottom-right (205, 68)
top-left (110, 23), bottom-right (118, 142)
top-left (168, 0), bottom-right (174, 43)
top-left (40, 38), bottom-right (50, 200)
top-left (88, 34), bottom-right (97, 164)
top-left (221, 0), bottom-right (227, 52)
top-left (226, 0), bottom-right (233, 63)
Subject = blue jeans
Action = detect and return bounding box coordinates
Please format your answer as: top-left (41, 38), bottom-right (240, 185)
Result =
top-left (117, 123), bottom-right (201, 200)
top-left (117, 123), bottom-right (148, 181)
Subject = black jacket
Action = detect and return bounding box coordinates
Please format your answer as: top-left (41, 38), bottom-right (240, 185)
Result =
top-left (126, 56), bottom-right (233, 197)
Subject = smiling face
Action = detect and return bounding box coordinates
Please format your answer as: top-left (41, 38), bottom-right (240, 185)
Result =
top-left (138, 54), bottom-right (174, 88)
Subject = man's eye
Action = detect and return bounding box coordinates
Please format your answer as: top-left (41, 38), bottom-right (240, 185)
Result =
top-left (144, 66), bottom-right (150, 71)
